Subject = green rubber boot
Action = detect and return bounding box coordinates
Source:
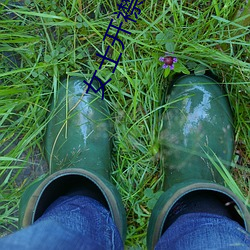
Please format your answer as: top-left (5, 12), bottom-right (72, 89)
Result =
top-left (147, 75), bottom-right (250, 249)
top-left (19, 77), bottom-right (127, 242)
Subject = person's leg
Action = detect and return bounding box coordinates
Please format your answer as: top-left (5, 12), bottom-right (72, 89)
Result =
top-left (16, 77), bottom-right (126, 249)
top-left (147, 75), bottom-right (250, 249)
top-left (155, 213), bottom-right (250, 250)
top-left (0, 195), bottom-right (123, 250)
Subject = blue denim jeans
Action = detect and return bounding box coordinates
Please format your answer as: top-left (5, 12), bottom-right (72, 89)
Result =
top-left (0, 196), bottom-right (123, 250)
top-left (155, 213), bottom-right (250, 250)
top-left (0, 196), bottom-right (249, 249)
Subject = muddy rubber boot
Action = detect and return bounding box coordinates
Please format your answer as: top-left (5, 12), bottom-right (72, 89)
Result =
top-left (147, 75), bottom-right (250, 250)
top-left (19, 77), bottom-right (127, 242)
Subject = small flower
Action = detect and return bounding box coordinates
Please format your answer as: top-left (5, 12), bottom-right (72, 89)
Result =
top-left (159, 53), bottom-right (177, 70)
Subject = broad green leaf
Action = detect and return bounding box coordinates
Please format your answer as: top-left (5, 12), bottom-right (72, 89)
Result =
top-left (194, 64), bottom-right (207, 75)
top-left (165, 41), bottom-right (175, 52)
top-left (164, 67), bottom-right (171, 77)
top-left (144, 188), bottom-right (154, 198)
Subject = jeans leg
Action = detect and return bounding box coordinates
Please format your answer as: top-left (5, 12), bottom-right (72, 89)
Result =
top-left (155, 213), bottom-right (250, 250)
top-left (0, 196), bottom-right (123, 250)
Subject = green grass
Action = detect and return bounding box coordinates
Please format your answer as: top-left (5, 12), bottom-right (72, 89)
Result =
top-left (0, 0), bottom-right (250, 248)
